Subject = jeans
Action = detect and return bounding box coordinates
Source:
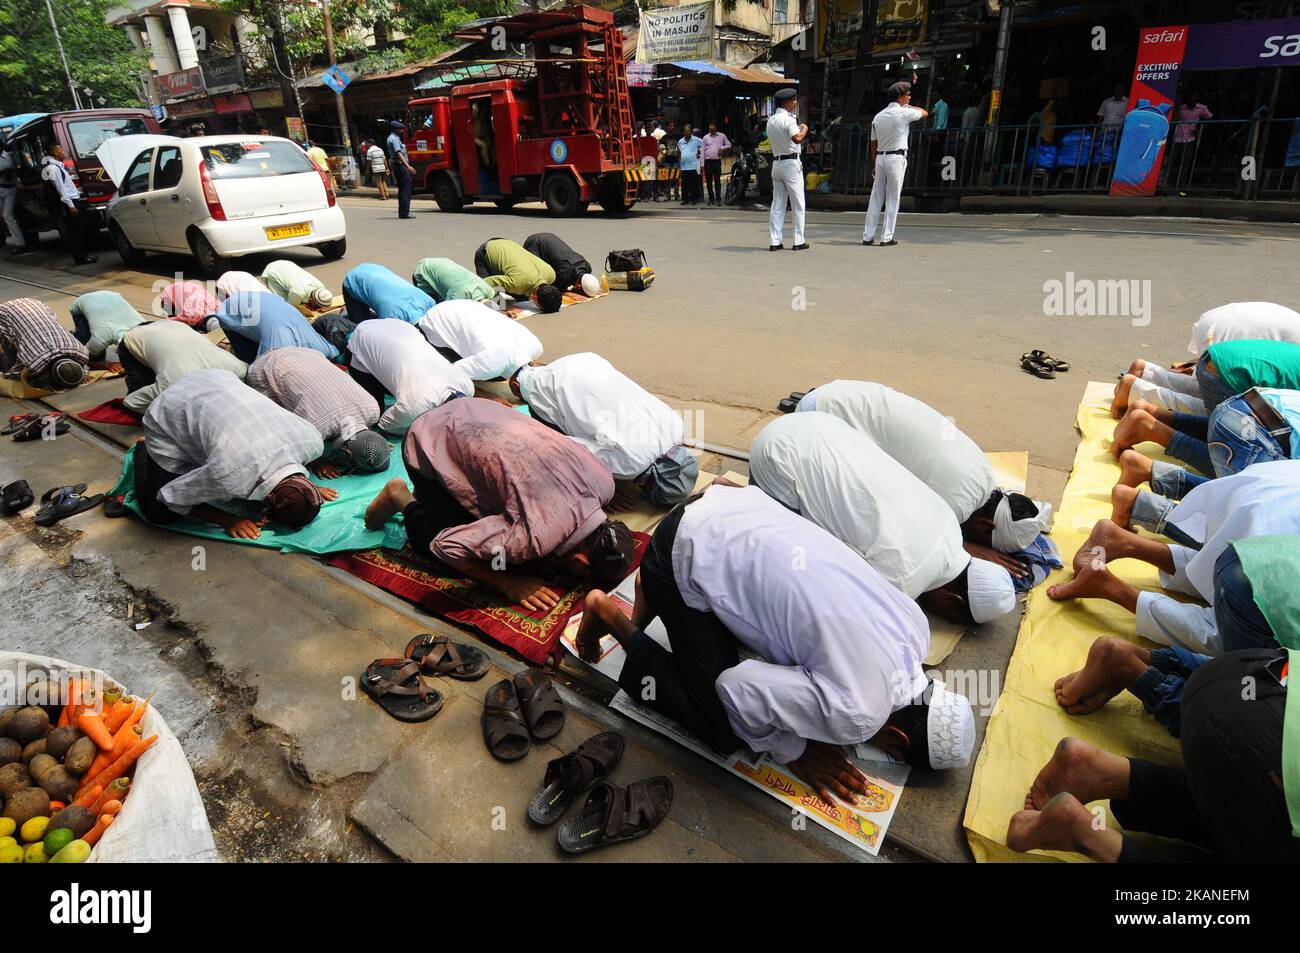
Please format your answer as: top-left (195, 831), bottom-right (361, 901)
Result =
top-left (703, 159), bottom-right (722, 203)
top-left (1130, 488), bottom-right (1202, 548)
top-left (1206, 394), bottom-right (1290, 477)
top-left (1212, 545), bottom-right (1278, 652)
top-left (1194, 352), bottom-right (1234, 412)
top-left (1164, 410), bottom-right (1214, 477)
top-left (1148, 459), bottom-right (1209, 500)
top-left (1128, 645), bottom-right (1207, 737)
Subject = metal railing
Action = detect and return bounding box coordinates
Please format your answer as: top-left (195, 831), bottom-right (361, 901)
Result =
top-left (822, 116), bottom-right (1300, 200)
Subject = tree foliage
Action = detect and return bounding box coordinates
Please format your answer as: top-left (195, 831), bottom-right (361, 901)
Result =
top-left (401, 0), bottom-right (515, 62)
top-left (0, 0), bottom-right (146, 112)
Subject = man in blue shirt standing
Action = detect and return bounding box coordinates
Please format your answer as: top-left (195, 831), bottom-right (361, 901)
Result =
top-left (677, 123), bottom-right (703, 206)
top-left (386, 120), bottom-right (414, 219)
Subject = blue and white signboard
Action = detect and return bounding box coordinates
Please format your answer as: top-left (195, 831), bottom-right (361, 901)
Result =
top-left (321, 65), bottom-right (352, 95)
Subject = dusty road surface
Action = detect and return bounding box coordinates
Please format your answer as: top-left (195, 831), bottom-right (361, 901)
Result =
top-left (2, 196), bottom-right (1297, 862)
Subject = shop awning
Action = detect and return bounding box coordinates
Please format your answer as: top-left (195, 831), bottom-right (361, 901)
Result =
top-left (414, 61), bottom-right (531, 91)
top-left (669, 60), bottom-right (792, 85)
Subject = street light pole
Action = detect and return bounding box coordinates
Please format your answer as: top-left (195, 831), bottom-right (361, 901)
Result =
top-left (981, 0), bottom-right (1014, 176)
top-left (321, 0), bottom-right (351, 151)
top-left (44, 0), bottom-right (82, 110)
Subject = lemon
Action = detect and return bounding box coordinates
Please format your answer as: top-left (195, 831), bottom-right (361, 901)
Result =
top-left (0, 836), bottom-right (16, 850)
top-left (20, 816), bottom-right (50, 843)
top-left (0, 843), bottom-right (22, 863)
top-left (24, 842), bottom-right (48, 863)
top-left (50, 839), bottom-right (90, 864)
top-left (0, 818), bottom-right (14, 838)
top-left (43, 827), bottom-right (75, 857)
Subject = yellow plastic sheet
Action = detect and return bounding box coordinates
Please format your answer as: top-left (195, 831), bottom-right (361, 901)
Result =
top-left (963, 382), bottom-right (1185, 863)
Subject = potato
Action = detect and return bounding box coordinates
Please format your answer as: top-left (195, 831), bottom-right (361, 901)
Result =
top-left (43, 726), bottom-right (81, 762)
top-left (2, 787), bottom-right (49, 828)
top-left (63, 736), bottom-right (96, 777)
top-left (7, 707), bottom-right (50, 744)
top-left (0, 709), bottom-right (15, 737)
top-left (0, 762), bottom-right (30, 797)
top-left (38, 766), bottom-right (77, 804)
top-left (27, 754), bottom-right (56, 785)
top-left (48, 805), bottom-right (93, 839)
top-left (0, 739), bottom-right (19, 767)
top-left (20, 738), bottom-right (46, 763)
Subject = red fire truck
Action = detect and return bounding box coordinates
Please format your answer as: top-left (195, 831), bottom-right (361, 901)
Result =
top-left (404, 5), bottom-right (655, 216)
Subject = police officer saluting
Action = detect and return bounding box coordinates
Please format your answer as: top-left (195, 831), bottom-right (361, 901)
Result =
top-left (766, 88), bottom-right (809, 252)
top-left (863, 82), bottom-right (927, 247)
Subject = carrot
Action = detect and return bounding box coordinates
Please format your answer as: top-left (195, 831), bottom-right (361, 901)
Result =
top-left (80, 735), bottom-right (158, 793)
top-left (57, 708), bottom-right (68, 727)
top-left (76, 712), bottom-right (114, 751)
top-left (100, 800), bottom-right (123, 817)
top-left (80, 723), bottom-right (143, 791)
top-left (90, 778), bottom-right (129, 815)
top-left (102, 697), bottom-right (135, 733)
top-left (73, 784), bottom-right (103, 810)
top-left (49, 801), bottom-right (66, 811)
top-left (84, 814), bottom-right (113, 847)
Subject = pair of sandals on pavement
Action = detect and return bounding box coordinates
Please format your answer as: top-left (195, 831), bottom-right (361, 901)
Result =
top-left (1, 479), bottom-right (104, 526)
top-left (361, 633), bottom-right (491, 722)
top-left (527, 730), bottom-right (674, 855)
top-left (3, 412), bottom-right (70, 442)
top-left (482, 668), bottom-right (566, 761)
top-left (1020, 349), bottom-right (1071, 379)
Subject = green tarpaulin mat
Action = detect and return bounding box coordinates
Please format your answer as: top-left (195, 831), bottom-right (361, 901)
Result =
top-left (109, 439), bottom-right (410, 555)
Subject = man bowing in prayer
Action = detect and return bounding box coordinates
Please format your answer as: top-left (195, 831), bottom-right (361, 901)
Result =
top-left (415, 298), bottom-right (543, 381)
top-left (342, 263), bottom-right (436, 324)
top-left (346, 318), bottom-right (473, 434)
top-left (750, 412), bottom-right (1016, 626)
top-left (216, 289), bottom-right (339, 365)
top-left (412, 257), bottom-right (504, 308)
top-left (573, 484), bottom-right (977, 801)
top-left (473, 238), bottom-right (563, 313)
top-left (133, 368), bottom-right (337, 540)
top-left (363, 398), bottom-right (636, 611)
top-left (522, 232), bottom-right (601, 296)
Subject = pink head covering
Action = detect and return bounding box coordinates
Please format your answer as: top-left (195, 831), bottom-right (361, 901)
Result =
top-left (160, 281), bottom-right (219, 328)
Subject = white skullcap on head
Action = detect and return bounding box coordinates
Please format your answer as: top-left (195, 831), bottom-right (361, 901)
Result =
top-left (927, 679), bottom-right (975, 770)
top-left (965, 557), bottom-right (1015, 623)
top-left (309, 286), bottom-right (334, 309)
top-left (579, 272), bottom-right (602, 297)
top-left (991, 494), bottom-right (1054, 553)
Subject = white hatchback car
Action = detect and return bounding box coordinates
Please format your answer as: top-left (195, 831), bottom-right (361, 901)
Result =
top-left (100, 134), bottom-right (346, 277)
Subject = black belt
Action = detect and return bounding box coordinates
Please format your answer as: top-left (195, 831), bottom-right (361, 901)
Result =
top-left (773, 153), bottom-right (798, 161)
top-left (881, 149), bottom-right (907, 156)
top-left (1242, 387), bottom-right (1293, 457)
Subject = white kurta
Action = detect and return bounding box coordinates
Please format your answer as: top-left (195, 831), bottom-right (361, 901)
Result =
top-left (749, 411), bottom-right (969, 599)
top-left (515, 352), bottom-right (682, 479)
top-left (415, 299), bottom-right (543, 381)
top-left (348, 318), bottom-right (473, 434)
top-left (674, 485), bottom-right (930, 764)
top-left (1187, 301), bottom-right (1300, 356)
top-left (799, 380), bottom-right (995, 524)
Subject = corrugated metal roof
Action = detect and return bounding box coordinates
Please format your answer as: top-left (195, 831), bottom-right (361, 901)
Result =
top-left (670, 60), bottom-right (792, 85)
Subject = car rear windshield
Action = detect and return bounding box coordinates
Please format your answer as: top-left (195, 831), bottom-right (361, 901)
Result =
top-left (201, 141), bottom-right (316, 180)
top-left (68, 117), bottom-right (152, 160)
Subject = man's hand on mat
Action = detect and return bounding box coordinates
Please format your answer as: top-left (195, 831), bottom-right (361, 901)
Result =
top-left (317, 485), bottom-right (339, 502)
top-left (311, 460), bottom-right (343, 480)
top-left (790, 741), bottom-right (870, 806)
top-left (226, 517), bottom-right (268, 540)
top-left (498, 575), bottom-right (561, 612)
top-left (962, 542), bottom-right (1029, 579)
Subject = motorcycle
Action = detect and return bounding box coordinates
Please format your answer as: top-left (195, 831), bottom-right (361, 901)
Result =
top-left (725, 148), bottom-right (765, 205)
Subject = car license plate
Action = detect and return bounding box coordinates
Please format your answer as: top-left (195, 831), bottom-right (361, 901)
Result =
top-left (265, 222), bottom-right (311, 241)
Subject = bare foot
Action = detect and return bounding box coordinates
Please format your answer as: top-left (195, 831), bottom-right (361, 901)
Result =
top-left (1110, 373), bottom-right (1136, 419)
top-left (364, 477), bottom-right (411, 530)
top-left (1115, 449), bottom-right (1153, 489)
top-left (1026, 737), bottom-right (1130, 810)
top-left (1125, 358), bottom-right (1147, 378)
top-left (1127, 398), bottom-right (1161, 418)
top-left (1110, 484), bottom-right (1139, 529)
top-left (1048, 560), bottom-right (1121, 603)
top-left (1111, 408), bottom-right (1158, 459)
top-left (1071, 519), bottom-right (1131, 573)
top-left (1007, 792), bottom-right (1120, 861)
top-left (1053, 637), bottom-right (1150, 718)
top-left (574, 589), bottom-right (616, 662)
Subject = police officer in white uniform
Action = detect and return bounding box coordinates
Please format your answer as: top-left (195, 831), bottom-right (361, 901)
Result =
top-left (766, 88), bottom-right (809, 252)
top-left (863, 82), bottom-right (927, 247)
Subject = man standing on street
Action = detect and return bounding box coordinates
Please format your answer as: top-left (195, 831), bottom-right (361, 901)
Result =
top-left (387, 120), bottom-right (414, 219)
top-left (365, 139), bottom-right (389, 199)
top-left (863, 82), bottom-right (927, 248)
top-left (766, 88), bottom-right (809, 251)
top-left (0, 141), bottom-right (27, 256)
top-left (677, 123), bottom-right (703, 206)
top-left (700, 120), bottom-right (731, 206)
top-left (41, 143), bottom-right (97, 264)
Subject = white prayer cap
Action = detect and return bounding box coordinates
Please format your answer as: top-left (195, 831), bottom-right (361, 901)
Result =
top-left (309, 286), bottom-right (334, 310)
top-left (966, 557), bottom-right (1015, 623)
top-left (991, 492), bottom-right (1054, 554)
top-left (579, 272), bottom-right (603, 297)
top-left (926, 679), bottom-right (976, 771)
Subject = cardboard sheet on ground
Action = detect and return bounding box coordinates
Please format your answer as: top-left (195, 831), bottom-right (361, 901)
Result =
top-left (963, 382), bottom-right (1185, 862)
top-left (559, 572), bottom-right (909, 856)
top-left (109, 438), bottom-right (409, 555)
top-left (504, 286), bottom-right (607, 319)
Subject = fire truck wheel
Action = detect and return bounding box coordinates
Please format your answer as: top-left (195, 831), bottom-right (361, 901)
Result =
top-left (433, 174), bottom-right (464, 212)
top-left (542, 174), bottom-right (581, 217)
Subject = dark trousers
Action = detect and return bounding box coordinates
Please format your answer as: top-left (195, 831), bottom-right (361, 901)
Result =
top-left (680, 169), bottom-right (701, 204)
top-left (314, 313), bottom-right (357, 362)
top-left (59, 201), bottom-right (95, 263)
top-left (703, 159), bottom-right (722, 203)
top-left (132, 443), bottom-right (181, 525)
top-left (394, 164), bottom-right (413, 218)
top-left (347, 366), bottom-right (389, 414)
top-left (118, 344), bottom-right (156, 396)
top-left (401, 450), bottom-right (474, 559)
top-left (342, 288), bottom-right (377, 325)
top-left (1113, 649), bottom-right (1300, 862)
top-left (617, 504), bottom-right (741, 755)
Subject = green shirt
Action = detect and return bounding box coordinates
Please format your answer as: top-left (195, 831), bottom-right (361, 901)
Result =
top-left (479, 239), bottom-right (555, 296)
top-left (1206, 339), bottom-right (1300, 395)
top-left (412, 257), bottom-right (495, 303)
top-left (1232, 536), bottom-right (1300, 650)
top-left (262, 260), bottom-right (327, 306)
top-left (69, 290), bottom-right (142, 358)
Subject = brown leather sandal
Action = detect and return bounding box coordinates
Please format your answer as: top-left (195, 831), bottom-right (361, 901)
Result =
top-left (404, 633), bottom-right (490, 681)
top-left (528, 731), bottom-right (625, 826)
top-left (513, 668), bottom-right (564, 741)
top-left (556, 777), bottom-right (674, 853)
top-left (360, 658), bottom-right (444, 723)
top-left (482, 678), bottom-right (531, 761)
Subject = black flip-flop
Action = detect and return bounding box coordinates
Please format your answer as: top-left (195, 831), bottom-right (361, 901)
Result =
top-left (1023, 349), bottom-right (1070, 373)
top-left (12, 414), bottom-right (70, 442)
top-left (33, 485), bottom-right (103, 527)
top-left (404, 633), bottom-right (490, 681)
top-left (513, 668), bottom-right (565, 741)
top-left (528, 731), bottom-right (625, 826)
top-left (1021, 356), bottom-right (1055, 379)
top-left (482, 678), bottom-right (531, 761)
top-left (360, 658), bottom-right (444, 723)
top-left (1, 480), bottom-right (34, 515)
top-left (556, 777), bottom-right (674, 854)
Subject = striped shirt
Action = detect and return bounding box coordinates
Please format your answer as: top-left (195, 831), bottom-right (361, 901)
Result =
top-left (142, 368), bottom-right (322, 513)
top-left (247, 347), bottom-right (379, 446)
top-left (0, 298), bottom-right (88, 377)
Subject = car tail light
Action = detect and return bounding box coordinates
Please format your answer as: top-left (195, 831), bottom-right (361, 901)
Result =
top-left (63, 158), bottom-right (80, 184)
top-left (198, 163), bottom-right (227, 221)
top-left (317, 164), bottom-right (336, 207)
